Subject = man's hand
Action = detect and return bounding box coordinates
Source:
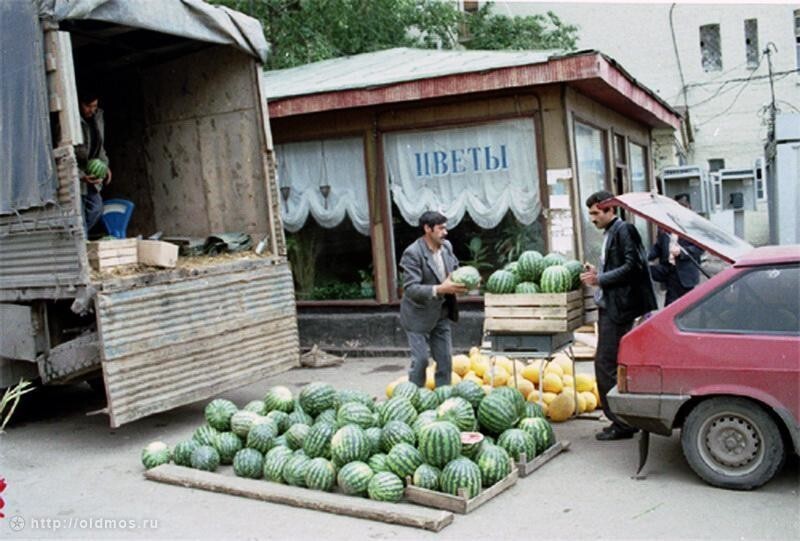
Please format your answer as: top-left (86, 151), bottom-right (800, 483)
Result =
top-left (580, 265), bottom-right (599, 287)
top-left (80, 174), bottom-right (102, 186)
top-left (669, 244), bottom-right (681, 258)
top-left (104, 168), bottom-right (112, 185)
top-left (437, 275), bottom-right (468, 295)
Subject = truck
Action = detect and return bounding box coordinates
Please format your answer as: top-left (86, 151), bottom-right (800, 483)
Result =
top-left (0, 0), bottom-right (299, 427)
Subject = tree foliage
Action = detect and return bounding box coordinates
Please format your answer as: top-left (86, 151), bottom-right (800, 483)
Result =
top-left (210, 0), bottom-right (578, 70)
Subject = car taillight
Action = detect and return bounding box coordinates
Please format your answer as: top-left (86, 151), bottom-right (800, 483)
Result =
top-left (617, 365), bottom-right (627, 393)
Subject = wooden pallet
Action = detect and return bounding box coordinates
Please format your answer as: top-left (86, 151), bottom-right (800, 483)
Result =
top-left (515, 440), bottom-right (570, 477)
top-left (404, 462), bottom-right (518, 514)
top-left (87, 238), bottom-right (137, 271)
top-left (582, 285), bottom-right (598, 324)
top-left (484, 291), bottom-right (583, 333)
top-left (145, 465), bottom-right (453, 532)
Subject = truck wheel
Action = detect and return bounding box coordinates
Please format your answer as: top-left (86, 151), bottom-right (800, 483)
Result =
top-left (681, 397), bottom-right (785, 490)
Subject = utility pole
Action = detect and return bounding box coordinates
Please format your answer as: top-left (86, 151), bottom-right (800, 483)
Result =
top-left (764, 42), bottom-right (777, 140)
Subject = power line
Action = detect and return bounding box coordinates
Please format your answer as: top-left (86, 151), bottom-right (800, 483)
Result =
top-left (695, 59), bottom-right (765, 127)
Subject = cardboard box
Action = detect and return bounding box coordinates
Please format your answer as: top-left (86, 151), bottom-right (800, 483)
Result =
top-left (87, 239), bottom-right (138, 271)
top-left (138, 240), bottom-right (178, 268)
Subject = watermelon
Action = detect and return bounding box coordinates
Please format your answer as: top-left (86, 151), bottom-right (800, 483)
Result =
top-left (192, 425), bottom-right (219, 446)
top-left (485, 270), bottom-right (518, 294)
top-left (520, 401), bottom-right (546, 419)
top-left (287, 409), bottom-right (314, 427)
top-left (540, 265), bottom-right (573, 293)
top-left (330, 425), bottom-right (371, 466)
top-left (460, 431), bottom-right (485, 460)
top-left (337, 461), bottom-right (374, 496)
top-left (440, 457), bottom-right (482, 498)
top-left (284, 423), bottom-right (311, 450)
top-left (476, 444), bottom-right (512, 486)
top-left (412, 410), bottom-right (438, 438)
top-left (141, 441), bottom-right (171, 469)
top-left (246, 422), bottom-right (277, 454)
top-left (503, 261), bottom-right (519, 275)
top-left (282, 451), bottom-right (311, 487)
top-left (190, 445), bottom-right (220, 472)
top-left (214, 432), bottom-right (243, 464)
top-left (204, 399), bottom-right (238, 431)
top-left (315, 408), bottom-right (338, 426)
top-left (450, 265), bottom-right (481, 290)
top-left (518, 417), bottom-right (555, 454)
top-left (243, 400), bottom-right (267, 415)
top-left (386, 442), bottom-right (424, 479)
top-left (365, 426), bottom-right (383, 455)
top-left (86, 158), bottom-right (108, 179)
top-left (378, 397), bottom-right (417, 427)
top-left (266, 410), bottom-right (290, 433)
top-left (368, 472), bottom-right (405, 502)
top-left (492, 387), bottom-right (526, 411)
top-left (337, 402), bottom-right (375, 429)
top-left (337, 389), bottom-right (374, 411)
top-left (380, 420), bottom-right (416, 453)
top-left (172, 440), bottom-right (199, 467)
top-left (516, 250), bottom-right (545, 282)
top-left (272, 434), bottom-right (288, 448)
top-left (436, 397), bottom-right (476, 432)
top-left (368, 453), bottom-right (391, 473)
top-left (264, 386), bottom-right (294, 413)
top-left (433, 385), bottom-right (454, 403)
top-left (418, 421), bottom-right (462, 468)
top-left (263, 446), bottom-right (293, 482)
top-left (498, 428), bottom-right (537, 462)
top-left (303, 421), bottom-right (336, 459)
top-left (452, 380), bottom-right (484, 410)
top-left (415, 388), bottom-right (440, 412)
top-left (233, 448), bottom-right (264, 479)
top-left (298, 382), bottom-right (337, 417)
top-left (391, 382), bottom-right (420, 405)
top-left (564, 259), bottom-right (584, 290)
top-left (477, 393), bottom-right (519, 435)
top-left (304, 457), bottom-right (337, 491)
top-left (543, 252), bottom-right (566, 268)
top-left (230, 410), bottom-right (261, 438)
top-left (413, 464), bottom-right (442, 490)
top-left (514, 281), bottom-right (539, 294)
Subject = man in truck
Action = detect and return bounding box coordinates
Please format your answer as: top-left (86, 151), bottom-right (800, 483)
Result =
top-left (75, 89), bottom-right (112, 234)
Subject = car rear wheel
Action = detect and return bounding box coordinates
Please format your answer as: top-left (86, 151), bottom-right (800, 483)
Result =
top-left (681, 397), bottom-right (785, 490)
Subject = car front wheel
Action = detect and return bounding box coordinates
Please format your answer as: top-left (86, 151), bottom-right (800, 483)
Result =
top-left (681, 396), bottom-right (785, 490)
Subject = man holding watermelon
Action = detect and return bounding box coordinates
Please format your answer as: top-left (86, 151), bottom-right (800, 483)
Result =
top-left (399, 211), bottom-right (467, 388)
top-left (580, 191), bottom-right (657, 441)
top-left (76, 89), bottom-right (112, 234)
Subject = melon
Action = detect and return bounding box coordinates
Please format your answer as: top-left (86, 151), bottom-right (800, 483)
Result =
top-left (141, 441), bottom-right (171, 469)
top-left (450, 265), bottom-right (482, 290)
top-left (575, 373), bottom-right (595, 393)
top-left (548, 392), bottom-right (576, 422)
top-left (516, 250), bottom-right (545, 282)
top-left (86, 158), bottom-right (108, 179)
top-left (451, 354), bottom-right (471, 377)
top-left (540, 265), bottom-right (573, 293)
top-left (542, 373), bottom-right (564, 394)
top-left (485, 270), bottom-right (518, 294)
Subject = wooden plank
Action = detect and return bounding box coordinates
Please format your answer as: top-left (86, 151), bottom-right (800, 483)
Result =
top-left (485, 290), bottom-right (581, 307)
top-left (404, 464), bottom-right (518, 514)
top-left (485, 306), bottom-right (569, 319)
top-left (145, 465), bottom-right (453, 532)
top-left (516, 440), bottom-right (571, 477)
top-left (484, 317), bottom-right (580, 333)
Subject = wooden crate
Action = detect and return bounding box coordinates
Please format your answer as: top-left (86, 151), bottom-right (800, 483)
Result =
top-left (515, 440), bottom-right (570, 477)
top-left (404, 462), bottom-right (518, 514)
top-left (582, 285), bottom-right (598, 324)
top-left (87, 238), bottom-right (137, 271)
top-left (484, 290), bottom-right (583, 333)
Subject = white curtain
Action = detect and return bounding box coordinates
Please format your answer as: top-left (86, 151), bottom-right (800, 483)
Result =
top-left (276, 137), bottom-right (370, 235)
top-left (574, 121), bottom-right (607, 266)
top-left (383, 118), bottom-right (541, 229)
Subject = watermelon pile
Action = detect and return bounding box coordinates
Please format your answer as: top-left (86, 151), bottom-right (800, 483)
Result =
top-left (486, 251), bottom-right (583, 294)
top-left (140, 377), bottom-right (559, 503)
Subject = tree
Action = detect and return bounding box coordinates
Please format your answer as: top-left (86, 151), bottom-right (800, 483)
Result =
top-left (210, 0), bottom-right (578, 70)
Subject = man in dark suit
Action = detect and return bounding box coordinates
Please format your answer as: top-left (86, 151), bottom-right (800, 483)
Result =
top-left (580, 191), bottom-right (657, 440)
top-left (399, 211), bottom-right (467, 388)
top-left (648, 193), bottom-right (705, 306)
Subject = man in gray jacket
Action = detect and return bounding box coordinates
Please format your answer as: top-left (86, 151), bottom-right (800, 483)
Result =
top-left (399, 211), bottom-right (467, 388)
top-left (75, 89), bottom-right (112, 234)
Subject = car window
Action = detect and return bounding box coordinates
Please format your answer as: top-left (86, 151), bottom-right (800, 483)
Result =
top-left (677, 265), bottom-right (800, 335)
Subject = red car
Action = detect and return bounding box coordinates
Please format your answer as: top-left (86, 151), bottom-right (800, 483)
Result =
top-left (606, 193), bottom-right (799, 490)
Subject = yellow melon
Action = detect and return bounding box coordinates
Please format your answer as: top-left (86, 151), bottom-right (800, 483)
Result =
top-left (574, 391), bottom-right (587, 413)
top-left (541, 391), bottom-right (558, 405)
top-left (482, 384), bottom-right (493, 395)
top-left (451, 372), bottom-right (462, 385)
top-left (575, 373), bottom-right (595, 393)
top-left (544, 362), bottom-right (564, 378)
top-left (581, 391), bottom-right (597, 412)
top-left (483, 366), bottom-right (509, 387)
top-left (514, 378), bottom-right (535, 399)
top-left (562, 374), bottom-right (574, 388)
top-left (552, 353), bottom-right (573, 376)
top-left (468, 346), bottom-right (480, 360)
top-left (452, 354), bottom-right (470, 377)
top-left (471, 355), bottom-right (490, 378)
top-left (548, 392), bottom-right (576, 422)
top-left (521, 359), bottom-right (545, 384)
top-left (386, 376), bottom-right (407, 398)
top-left (493, 356), bottom-right (514, 374)
top-left (464, 372), bottom-right (483, 386)
top-left (542, 373), bottom-right (564, 394)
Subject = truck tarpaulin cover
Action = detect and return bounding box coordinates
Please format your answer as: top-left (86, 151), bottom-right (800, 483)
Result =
top-left (0, 0), bottom-right (58, 215)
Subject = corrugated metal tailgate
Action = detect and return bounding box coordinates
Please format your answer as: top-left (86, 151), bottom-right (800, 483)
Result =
top-left (96, 260), bottom-right (299, 427)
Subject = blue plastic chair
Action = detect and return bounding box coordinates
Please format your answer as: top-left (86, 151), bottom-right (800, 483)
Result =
top-left (101, 199), bottom-right (135, 238)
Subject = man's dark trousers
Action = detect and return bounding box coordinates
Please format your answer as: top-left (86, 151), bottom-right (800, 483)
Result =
top-left (407, 317), bottom-right (452, 388)
top-left (595, 308), bottom-right (634, 428)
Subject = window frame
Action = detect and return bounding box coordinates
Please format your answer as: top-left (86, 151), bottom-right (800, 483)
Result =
top-left (744, 18), bottom-right (759, 69)
top-left (700, 23), bottom-right (723, 72)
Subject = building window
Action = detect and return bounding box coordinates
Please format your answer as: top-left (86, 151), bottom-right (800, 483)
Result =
top-left (755, 158), bottom-right (767, 201)
top-left (708, 158), bottom-right (725, 172)
top-left (744, 19), bottom-right (759, 68)
top-left (700, 24), bottom-right (723, 72)
top-left (795, 10), bottom-right (799, 70)
top-left (574, 121), bottom-right (608, 264)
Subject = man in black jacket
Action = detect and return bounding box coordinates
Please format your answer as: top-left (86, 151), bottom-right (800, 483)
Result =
top-left (580, 191), bottom-right (657, 440)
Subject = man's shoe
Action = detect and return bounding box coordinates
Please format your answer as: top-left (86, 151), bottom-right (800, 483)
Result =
top-left (595, 426), bottom-right (638, 441)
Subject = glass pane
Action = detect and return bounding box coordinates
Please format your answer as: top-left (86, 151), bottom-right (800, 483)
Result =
top-left (575, 122), bottom-right (607, 266)
top-left (628, 143), bottom-right (649, 242)
top-left (700, 24), bottom-right (723, 72)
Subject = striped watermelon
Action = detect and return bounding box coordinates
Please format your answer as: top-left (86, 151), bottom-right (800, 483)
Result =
top-left (543, 252), bottom-right (566, 268)
top-left (518, 417), bottom-right (555, 454)
top-left (412, 410), bottom-right (438, 438)
top-left (172, 440), bottom-right (199, 467)
top-left (498, 428), bottom-right (537, 462)
top-left (336, 402), bottom-right (375, 429)
top-left (386, 442), bottom-right (424, 479)
top-left (391, 382), bottom-right (420, 404)
top-left (516, 250), bottom-right (545, 282)
top-left (337, 461), bottom-right (374, 496)
top-left (246, 422), bottom-right (277, 454)
top-left (413, 464), bottom-right (442, 490)
top-left (141, 441), bottom-right (171, 469)
top-left (192, 425), bottom-right (219, 446)
top-left (503, 261), bottom-right (519, 275)
top-left (303, 421), bottom-right (336, 459)
top-left (190, 445), bottom-right (220, 472)
top-left (230, 410), bottom-right (261, 438)
top-left (272, 434), bottom-right (289, 449)
top-left (514, 281), bottom-right (539, 294)
top-left (418, 421), bottom-right (462, 468)
top-left (86, 158), bottom-right (108, 179)
top-left (486, 270), bottom-right (518, 294)
top-left (263, 446), bottom-right (292, 482)
top-left (298, 382), bottom-right (337, 417)
top-left (315, 408), bottom-right (338, 426)
top-left (440, 457), bottom-right (482, 499)
top-left (204, 399), bottom-right (238, 431)
top-left (287, 408), bottom-right (314, 427)
top-left (436, 397), bottom-right (476, 431)
top-left (520, 401), bottom-right (546, 419)
top-left (476, 444), bottom-right (512, 486)
top-left (266, 410), bottom-right (290, 433)
top-left (243, 400), bottom-right (268, 415)
top-left (233, 448), bottom-right (264, 479)
top-left (415, 388), bottom-right (440, 411)
top-left (460, 431), bottom-right (485, 460)
top-left (451, 265), bottom-right (481, 290)
top-left (365, 426), bottom-right (383, 455)
top-left (380, 420), bottom-right (416, 453)
top-left (283, 451), bottom-right (311, 487)
top-left (284, 423), bottom-right (311, 450)
top-left (433, 385), bottom-right (454, 403)
top-left (564, 259), bottom-right (584, 290)
top-left (330, 425), bottom-right (371, 466)
top-left (540, 265), bottom-right (573, 293)
top-left (367, 472), bottom-right (405, 502)
top-left (304, 457), bottom-right (337, 491)
top-left (492, 387), bottom-right (526, 411)
top-left (452, 380), bottom-right (484, 410)
top-left (477, 393), bottom-right (519, 435)
top-left (378, 397), bottom-right (418, 427)
top-left (214, 432), bottom-right (243, 464)
top-left (369, 453), bottom-right (391, 473)
top-left (336, 389), bottom-right (374, 411)
top-left (263, 386), bottom-right (294, 413)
